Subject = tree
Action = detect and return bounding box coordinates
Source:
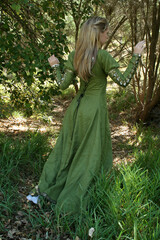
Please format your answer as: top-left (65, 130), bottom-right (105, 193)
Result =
top-left (0, 0), bottom-right (69, 115)
top-left (100, 0), bottom-right (160, 122)
top-left (64, 0), bottom-right (104, 43)
top-left (1, 0), bottom-right (159, 122)
top-left (120, 0), bottom-right (160, 122)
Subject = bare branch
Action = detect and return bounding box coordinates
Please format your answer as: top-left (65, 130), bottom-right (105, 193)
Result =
top-left (104, 16), bottom-right (127, 50)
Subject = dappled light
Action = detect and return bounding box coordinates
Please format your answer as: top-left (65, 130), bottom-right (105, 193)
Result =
top-left (1, 91), bottom-right (160, 240)
top-left (0, 118), bottom-right (61, 135)
top-left (111, 123), bottom-right (136, 165)
top-left (0, 98), bottom-right (71, 138)
top-left (0, 0), bottom-right (160, 238)
top-left (0, 96), bottom-right (137, 164)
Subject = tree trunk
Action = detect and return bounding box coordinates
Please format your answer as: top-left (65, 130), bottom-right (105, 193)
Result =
top-left (124, 0), bottom-right (160, 122)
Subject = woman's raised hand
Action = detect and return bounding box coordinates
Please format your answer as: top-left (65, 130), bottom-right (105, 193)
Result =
top-left (48, 54), bottom-right (59, 67)
top-left (134, 40), bottom-right (146, 55)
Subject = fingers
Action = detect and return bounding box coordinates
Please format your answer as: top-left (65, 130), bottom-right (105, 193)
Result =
top-left (48, 54), bottom-right (55, 62)
top-left (140, 41), bottom-right (146, 52)
top-left (137, 40), bottom-right (146, 48)
top-left (134, 40), bottom-right (146, 55)
top-left (48, 54), bottom-right (59, 66)
top-left (136, 40), bottom-right (145, 47)
top-left (139, 40), bottom-right (145, 44)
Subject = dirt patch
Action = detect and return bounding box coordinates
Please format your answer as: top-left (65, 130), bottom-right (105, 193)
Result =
top-left (0, 97), bottom-right (136, 165)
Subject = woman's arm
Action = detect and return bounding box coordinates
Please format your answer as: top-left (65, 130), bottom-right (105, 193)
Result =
top-left (108, 40), bottom-right (145, 87)
top-left (108, 54), bottom-right (141, 87)
top-left (48, 54), bottom-right (77, 90)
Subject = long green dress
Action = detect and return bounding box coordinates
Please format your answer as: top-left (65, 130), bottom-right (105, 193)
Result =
top-left (37, 49), bottom-right (141, 213)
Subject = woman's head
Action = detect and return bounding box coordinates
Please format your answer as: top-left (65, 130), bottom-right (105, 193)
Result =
top-left (74, 17), bottom-right (108, 81)
top-left (79, 17), bottom-right (109, 47)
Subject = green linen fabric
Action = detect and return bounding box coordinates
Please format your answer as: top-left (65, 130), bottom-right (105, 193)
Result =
top-left (38, 49), bottom-right (140, 214)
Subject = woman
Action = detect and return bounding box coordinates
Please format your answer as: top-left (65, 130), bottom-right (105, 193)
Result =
top-left (27, 17), bottom-right (145, 213)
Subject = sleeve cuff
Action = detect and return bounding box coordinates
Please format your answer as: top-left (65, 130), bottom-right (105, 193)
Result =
top-left (51, 64), bottom-right (60, 68)
top-left (133, 53), bottom-right (141, 58)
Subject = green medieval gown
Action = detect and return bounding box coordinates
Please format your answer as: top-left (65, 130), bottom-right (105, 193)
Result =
top-left (36, 49), bottom-right (140, 214)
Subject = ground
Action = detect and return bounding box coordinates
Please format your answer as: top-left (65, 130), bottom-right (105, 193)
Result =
top-left (0, 96), bottom-right (136, 165)
top-left (1, 93), bottom-right (160, 240)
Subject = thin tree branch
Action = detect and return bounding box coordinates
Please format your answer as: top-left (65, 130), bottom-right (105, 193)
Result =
top-left (104, 16), bottom-right (127, 49)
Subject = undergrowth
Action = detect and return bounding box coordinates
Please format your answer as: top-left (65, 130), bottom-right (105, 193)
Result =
top-left (0, 132), bottom-right (51, 234)
top-left (0, 88), bottom-right (160, 239)
top-left (0, 128), bottom-right (159, 239)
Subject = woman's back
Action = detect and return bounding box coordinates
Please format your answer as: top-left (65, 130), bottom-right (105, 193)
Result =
top-left (72, 49), bottom-right (118, 98)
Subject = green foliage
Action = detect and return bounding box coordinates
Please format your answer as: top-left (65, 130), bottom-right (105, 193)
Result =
top-left (0, 125), bottom-right (160, 238)
top-left (0, 96), bottom-right (13, 118)
top-left (0, 132), bottom-right (51, 179)
top-left (135, 125), bottom-right (160, 151)
top-left (0, 0), bottom-right (69, 114)
top-left (86, 163), bottom-right (160, 239)
top-left (64, 0), bottom-right (105, 44)
top-left (65, 0), bottom-right (103, 22)
top-left (0, 131), bottom-right (51, 232)
top-left (0, 0), bottom-right (106, 116)
top-left (12, 158), bottom-right (159, 239)
top-left (107, 86), bottom-right (136, 119)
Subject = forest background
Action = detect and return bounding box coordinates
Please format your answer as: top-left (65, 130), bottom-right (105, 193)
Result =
top-left (0, 0), bottom-right (159, 121)
top-left (0, 0), bottom-right (160, 239)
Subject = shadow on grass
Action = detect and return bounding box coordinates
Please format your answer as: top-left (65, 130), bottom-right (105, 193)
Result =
top-left (0, 88), bottom-right (160, 239)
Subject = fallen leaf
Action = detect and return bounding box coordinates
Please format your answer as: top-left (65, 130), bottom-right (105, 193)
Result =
top-left (22, 218), bottom-right (29, 224)
top-left (8, 229), bottom-right (17, 239)
top-left (45, 231), bottom-right (49, 239)
top-left (21, 238), bottom-right (32, 240)
top-left (17, 211), bottom-right (25, 216)
top-left (88, 227), bottom-right (95, 238)
top-left (14, 220), bottom-right (22, 226)
top-left (75, 237), bottom-right (80, 240)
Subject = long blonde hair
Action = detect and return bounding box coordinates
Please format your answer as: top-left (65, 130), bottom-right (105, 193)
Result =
top-left (74, 17), bottom-right (108, 81)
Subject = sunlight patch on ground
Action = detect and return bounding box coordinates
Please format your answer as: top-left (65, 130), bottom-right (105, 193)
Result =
top-left (113, 156), bottom-right (135, 165)
top-left (0, 118), bottom-right (61, 135)
top-left (111, 125), bottom-right (133, 138)
top-left (111, 122), bottom-right (136, 165)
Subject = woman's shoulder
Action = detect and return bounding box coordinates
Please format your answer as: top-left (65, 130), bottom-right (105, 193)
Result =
top-left (97, 49), bottom-right (112, 65)
top-left (97, 49), bottom-right (119, 71)
top-left (68, 50), bottom-right (75, 59)
top-left (97, 49), bottom-right (110, 58)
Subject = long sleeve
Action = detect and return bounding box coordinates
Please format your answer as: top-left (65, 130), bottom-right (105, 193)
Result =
top-left (52, 51), bottom-right (76, 90)
top-left (99, 49), bottom-right (141, 88)
top-left (108, 54), bottom-right (141, 87)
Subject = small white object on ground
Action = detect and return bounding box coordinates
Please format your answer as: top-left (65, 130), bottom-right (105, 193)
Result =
top-left (26, 195), bottom-right (39, 204)
top-left (88, 227), bottom-right (95, 238)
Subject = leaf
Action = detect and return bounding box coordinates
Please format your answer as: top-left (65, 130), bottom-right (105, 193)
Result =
top-left (21, 238), bottom-right (32, 240)
top-left (11, 4), bottom-right (21, 13)
top-left (88, 227), bottom-right (95, 238)
top-left (17, 211), bottom-right (25, 216)
top-left (19, 0), bottom-right (29, 4)
top-left (8, 229), bottom-right (17, 239)
top-left (14, 220), bottom-right (22, 226)
top-left (75, 237), bottom-right (80, 240)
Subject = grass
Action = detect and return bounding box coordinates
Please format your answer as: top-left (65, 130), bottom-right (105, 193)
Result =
top-left (0, 88), bottom-right (160, 239)
top-left (107, 86), bottom-right (136, 120)
top-left (0, 132), bottom-right (51, 234)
